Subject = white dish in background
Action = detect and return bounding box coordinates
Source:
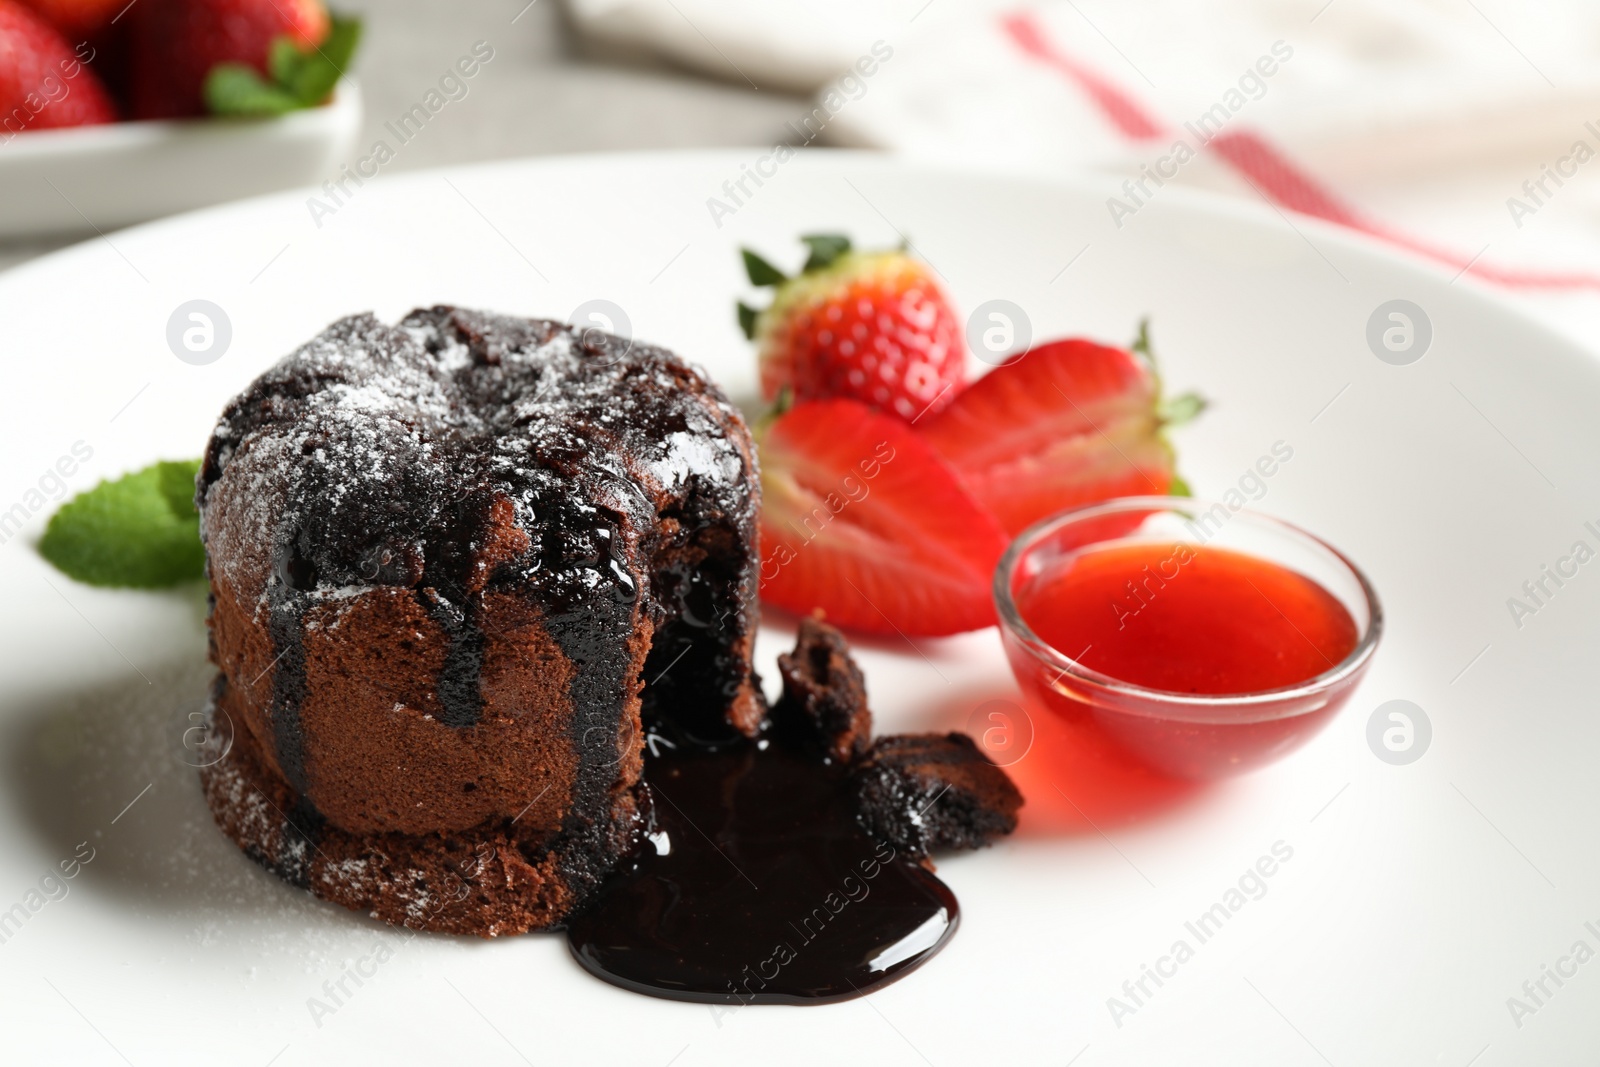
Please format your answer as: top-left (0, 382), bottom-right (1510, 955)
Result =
top-left (0, 79), bottom-right (359, 238)
top-left (0, 150), bottom-right (1596, 1065)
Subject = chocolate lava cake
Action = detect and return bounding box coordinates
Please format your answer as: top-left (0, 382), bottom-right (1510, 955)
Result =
top-left (197, 306), bottom-right (762, 936)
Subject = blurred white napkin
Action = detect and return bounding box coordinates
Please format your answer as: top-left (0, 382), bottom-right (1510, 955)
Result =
top-left (567, 0), bottom-right (1600, 182)
top-left (566, 0), bottom-right (1600, 336)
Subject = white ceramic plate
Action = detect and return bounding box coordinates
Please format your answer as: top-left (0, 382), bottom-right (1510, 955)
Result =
top-left (0, 79), bottom-right (360, 238)
top-left (0, 150), bottom-right (1594, 1065)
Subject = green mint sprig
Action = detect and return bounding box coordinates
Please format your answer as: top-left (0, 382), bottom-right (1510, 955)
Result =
top-left (39, 460), bottom-right (206, 588)
top-left (204, 15), bottom-right (363, 117)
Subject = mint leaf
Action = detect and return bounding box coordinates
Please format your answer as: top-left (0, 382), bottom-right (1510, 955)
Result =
top-left (204, 64), bottom-right (299, 116)
top-left (39, 462), bottom-right (205, 588)
top-left (156, 459), bottom-right (200, 518)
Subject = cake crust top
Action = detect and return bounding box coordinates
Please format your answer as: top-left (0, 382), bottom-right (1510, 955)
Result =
top-left (199, 306), bottom-right (756, 613)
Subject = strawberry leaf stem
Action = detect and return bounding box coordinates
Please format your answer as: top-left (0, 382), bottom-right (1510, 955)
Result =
top-left (1132, 317), bottom-right (1208, 427)
top-left (205, 13), bottom-right (363, 117)
top-left (1159, 391), bottom-right (1207, 427)
top-left (742, 249), bottom-right (787, 287)
top-left (800, 234), bottom-right (851, 271)
top-left (737, 301), bottom-right (759, 340)
top-left (204, 65), bottom-right (299, 115)
top-left (1129, 316), bottom-right (1154, 365)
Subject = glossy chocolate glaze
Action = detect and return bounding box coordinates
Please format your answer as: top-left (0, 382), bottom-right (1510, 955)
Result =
top-left (566, 733), bottom-right (960, 1004)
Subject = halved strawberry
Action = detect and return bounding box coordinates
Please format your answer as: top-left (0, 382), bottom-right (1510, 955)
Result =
top-left (759, 399), bottom-right (1007, 636)
top-left (919, 326), bottom-right (1202, 536)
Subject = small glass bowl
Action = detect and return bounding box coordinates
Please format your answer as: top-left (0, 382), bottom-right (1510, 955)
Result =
top-left (994, 497), bottom-right (1383, 781)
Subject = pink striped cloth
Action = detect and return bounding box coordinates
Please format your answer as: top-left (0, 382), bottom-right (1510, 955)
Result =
top-left (994, 11), bottom-right (1600, 292)
top-left (794, 0), bottom-right (1600, 304)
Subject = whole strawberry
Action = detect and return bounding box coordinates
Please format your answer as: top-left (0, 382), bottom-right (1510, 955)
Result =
top-left (129, 0), bottom-right (328, 119)
top-left (0, 0), bottom-right (115, 133)
top-left (18, 0), bottom-right (124, 38)
top-left (739, 235), bottom-right (966, 422)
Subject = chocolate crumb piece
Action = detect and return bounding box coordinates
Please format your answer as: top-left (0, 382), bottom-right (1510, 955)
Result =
top-left (771, 616), bottom-right (873, 763)
top-left (773, 619), bottom-right (1025, 856)
top-left (853, 733), bottom-right (1023, 859)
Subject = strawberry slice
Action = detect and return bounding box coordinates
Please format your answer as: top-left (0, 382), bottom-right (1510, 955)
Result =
top-left (759, 399), bottom-right (1008, 636)
top-left (919, 330), bottom-right (1201, 536)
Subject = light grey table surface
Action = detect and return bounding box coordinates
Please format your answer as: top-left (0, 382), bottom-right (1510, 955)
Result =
top-left (0, 0), bottom-right (810, 272)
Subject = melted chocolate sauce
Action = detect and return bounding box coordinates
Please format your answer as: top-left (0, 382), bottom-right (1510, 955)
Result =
top-left (420, 590), bottom-right (483, 729)
top-left (266, 538), bottom-right (321, 887)
top-left (566, 739), bottom-right (959, 1004)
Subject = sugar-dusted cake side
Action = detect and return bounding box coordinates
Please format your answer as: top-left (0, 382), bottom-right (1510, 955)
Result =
top-left (197, 306), bottom-right (762, 934)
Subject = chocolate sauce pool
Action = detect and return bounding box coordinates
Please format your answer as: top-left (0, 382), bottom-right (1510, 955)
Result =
top-left (565, 739), bottom-right (959, 1004)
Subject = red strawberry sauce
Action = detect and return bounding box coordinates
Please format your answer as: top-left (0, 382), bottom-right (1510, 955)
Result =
top-left (1007, 542), bottom-right (1360, 781)
top-left (1020, 542), bottom-right (1357, 694)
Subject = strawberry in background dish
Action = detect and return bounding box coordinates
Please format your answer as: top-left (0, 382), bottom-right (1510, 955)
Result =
top-left (740, 234), bottom-right (967, 423)
top-left (19, 0), bottom-right (131, 105)
top-left (919, 323), bottom-right (1203, 536)
top-left (18, 0), bottom-right (123, 38)
top-left (128, 0), bottom-right (330, 118)
top-left (758, 398), bottom-right (1007, 636)
top-left (0, 0), bottom-right (115, 131)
